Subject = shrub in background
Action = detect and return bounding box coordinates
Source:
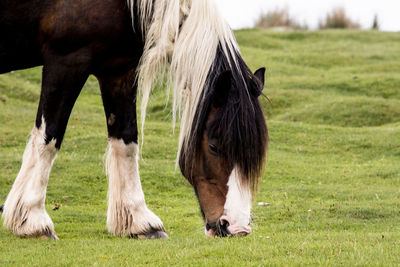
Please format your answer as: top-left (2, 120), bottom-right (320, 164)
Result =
top-left (319, 7), bottom-right (360, 29)
top-left (255, 8), bottom-right (307, 30)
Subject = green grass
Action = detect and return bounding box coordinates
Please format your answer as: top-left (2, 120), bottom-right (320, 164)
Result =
top-left (1, 29), bottom-right (400, 266)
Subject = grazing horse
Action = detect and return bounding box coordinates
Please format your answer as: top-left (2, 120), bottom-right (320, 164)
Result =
top-left (0, 0), bottom-right (268, 239)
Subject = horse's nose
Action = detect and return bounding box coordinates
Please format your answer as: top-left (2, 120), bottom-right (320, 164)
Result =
top-left (205, 216), bottom-right (251, 237)
top-left (215, 217), bottom-right (231, 237)
top-left (218, 215), bottom-right (251, 237)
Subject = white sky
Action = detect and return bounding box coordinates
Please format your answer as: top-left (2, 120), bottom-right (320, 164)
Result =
top-left (215, 0), bottom-right (400, 31)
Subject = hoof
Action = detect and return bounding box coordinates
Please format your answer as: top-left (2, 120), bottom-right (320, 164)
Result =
top-left (35, 228), bottom-right (59, 240)
top-left (27, 226), bottom-right (59, 240)
top-left (131, 231), bottom-right (169, 239)
top-left (46, 232), bottom-right (59, 240)
top-left (0, 205), bottom-right (3, 213)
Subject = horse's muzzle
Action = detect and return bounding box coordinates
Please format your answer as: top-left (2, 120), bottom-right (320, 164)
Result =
top-left (205, 215), bottom-right (251, 237)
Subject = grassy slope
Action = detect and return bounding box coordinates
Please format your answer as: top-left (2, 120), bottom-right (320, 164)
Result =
top-left (0, 30), bottom-right (400, 266)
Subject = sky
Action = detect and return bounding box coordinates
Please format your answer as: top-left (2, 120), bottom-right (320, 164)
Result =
top-left (215, 0), bottom-right (400, 31)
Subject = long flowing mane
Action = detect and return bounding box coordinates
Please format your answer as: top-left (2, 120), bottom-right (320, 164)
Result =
top-left (131, 0), bottom-right (267, 190)
top-left (131, 0), bottom-right (240, 149)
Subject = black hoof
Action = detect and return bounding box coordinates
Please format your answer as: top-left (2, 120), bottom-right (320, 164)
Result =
top-left (0, 205), bottom-right (3, 213)
top-left (38, 227), bottom-right (59, 240)
top-left (131, 231), bottom-right (169, 239)
top-left (47, 233), bottom-right (59, 240)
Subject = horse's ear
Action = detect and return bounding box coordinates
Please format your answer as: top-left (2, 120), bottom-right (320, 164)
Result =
top-left (212, 70), bottom-right (232, 107)
top-left (252, 67), bottom-right (266, 97)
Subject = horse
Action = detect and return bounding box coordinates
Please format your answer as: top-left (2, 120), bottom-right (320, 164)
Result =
top-left (0, 0), bottom-right (268, 239)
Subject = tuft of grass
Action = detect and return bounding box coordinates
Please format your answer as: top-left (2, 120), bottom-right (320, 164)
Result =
top-left (1, 30), bottom-right (400, 266)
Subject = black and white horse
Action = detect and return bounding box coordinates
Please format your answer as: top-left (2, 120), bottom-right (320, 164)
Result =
top-left (0, 0), bottom-right (268, 239)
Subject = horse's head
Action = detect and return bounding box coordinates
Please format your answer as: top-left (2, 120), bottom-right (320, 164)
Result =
top-left (180, 67), bottom-right (268, 237)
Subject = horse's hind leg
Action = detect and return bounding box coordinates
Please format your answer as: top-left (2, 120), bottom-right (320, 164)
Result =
top-left (2, 58), bottom-right (88, 239)
top-left (98, 70), bottom-right (167, 239)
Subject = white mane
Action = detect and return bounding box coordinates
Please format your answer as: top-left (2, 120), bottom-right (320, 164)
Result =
top-left (130, 0), bottom-right (240, 157)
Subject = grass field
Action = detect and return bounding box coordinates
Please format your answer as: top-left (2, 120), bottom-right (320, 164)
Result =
top-left (1, 29), bottom-right (400, 266)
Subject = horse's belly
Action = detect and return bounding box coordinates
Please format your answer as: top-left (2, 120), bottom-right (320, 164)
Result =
top-left (0, 0), bottom-right (51, 72)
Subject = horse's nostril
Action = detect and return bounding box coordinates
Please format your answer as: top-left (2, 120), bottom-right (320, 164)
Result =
top-left (215, 218), bottom-right (231, 237)
top-left (219, 218), bottom-right (230, 228)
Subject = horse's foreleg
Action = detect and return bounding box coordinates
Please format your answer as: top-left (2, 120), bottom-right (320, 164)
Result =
top-left (98, 71), bottom-right (167, 239)
top-left (106, 139), bottom-right (167, 239)
top-left (2, 122), bottom-right (58, 239)
top-left (2, 57), bottom-right (88, 239)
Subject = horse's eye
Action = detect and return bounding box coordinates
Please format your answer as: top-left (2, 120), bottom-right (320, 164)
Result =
top-left (208, 144), bottom-right (219, 155)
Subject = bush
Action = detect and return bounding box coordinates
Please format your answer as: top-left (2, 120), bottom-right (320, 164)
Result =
top-left (319, 8), bottom-right (360, 29)
top-left (255, 8), bottom-right (307, 30)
